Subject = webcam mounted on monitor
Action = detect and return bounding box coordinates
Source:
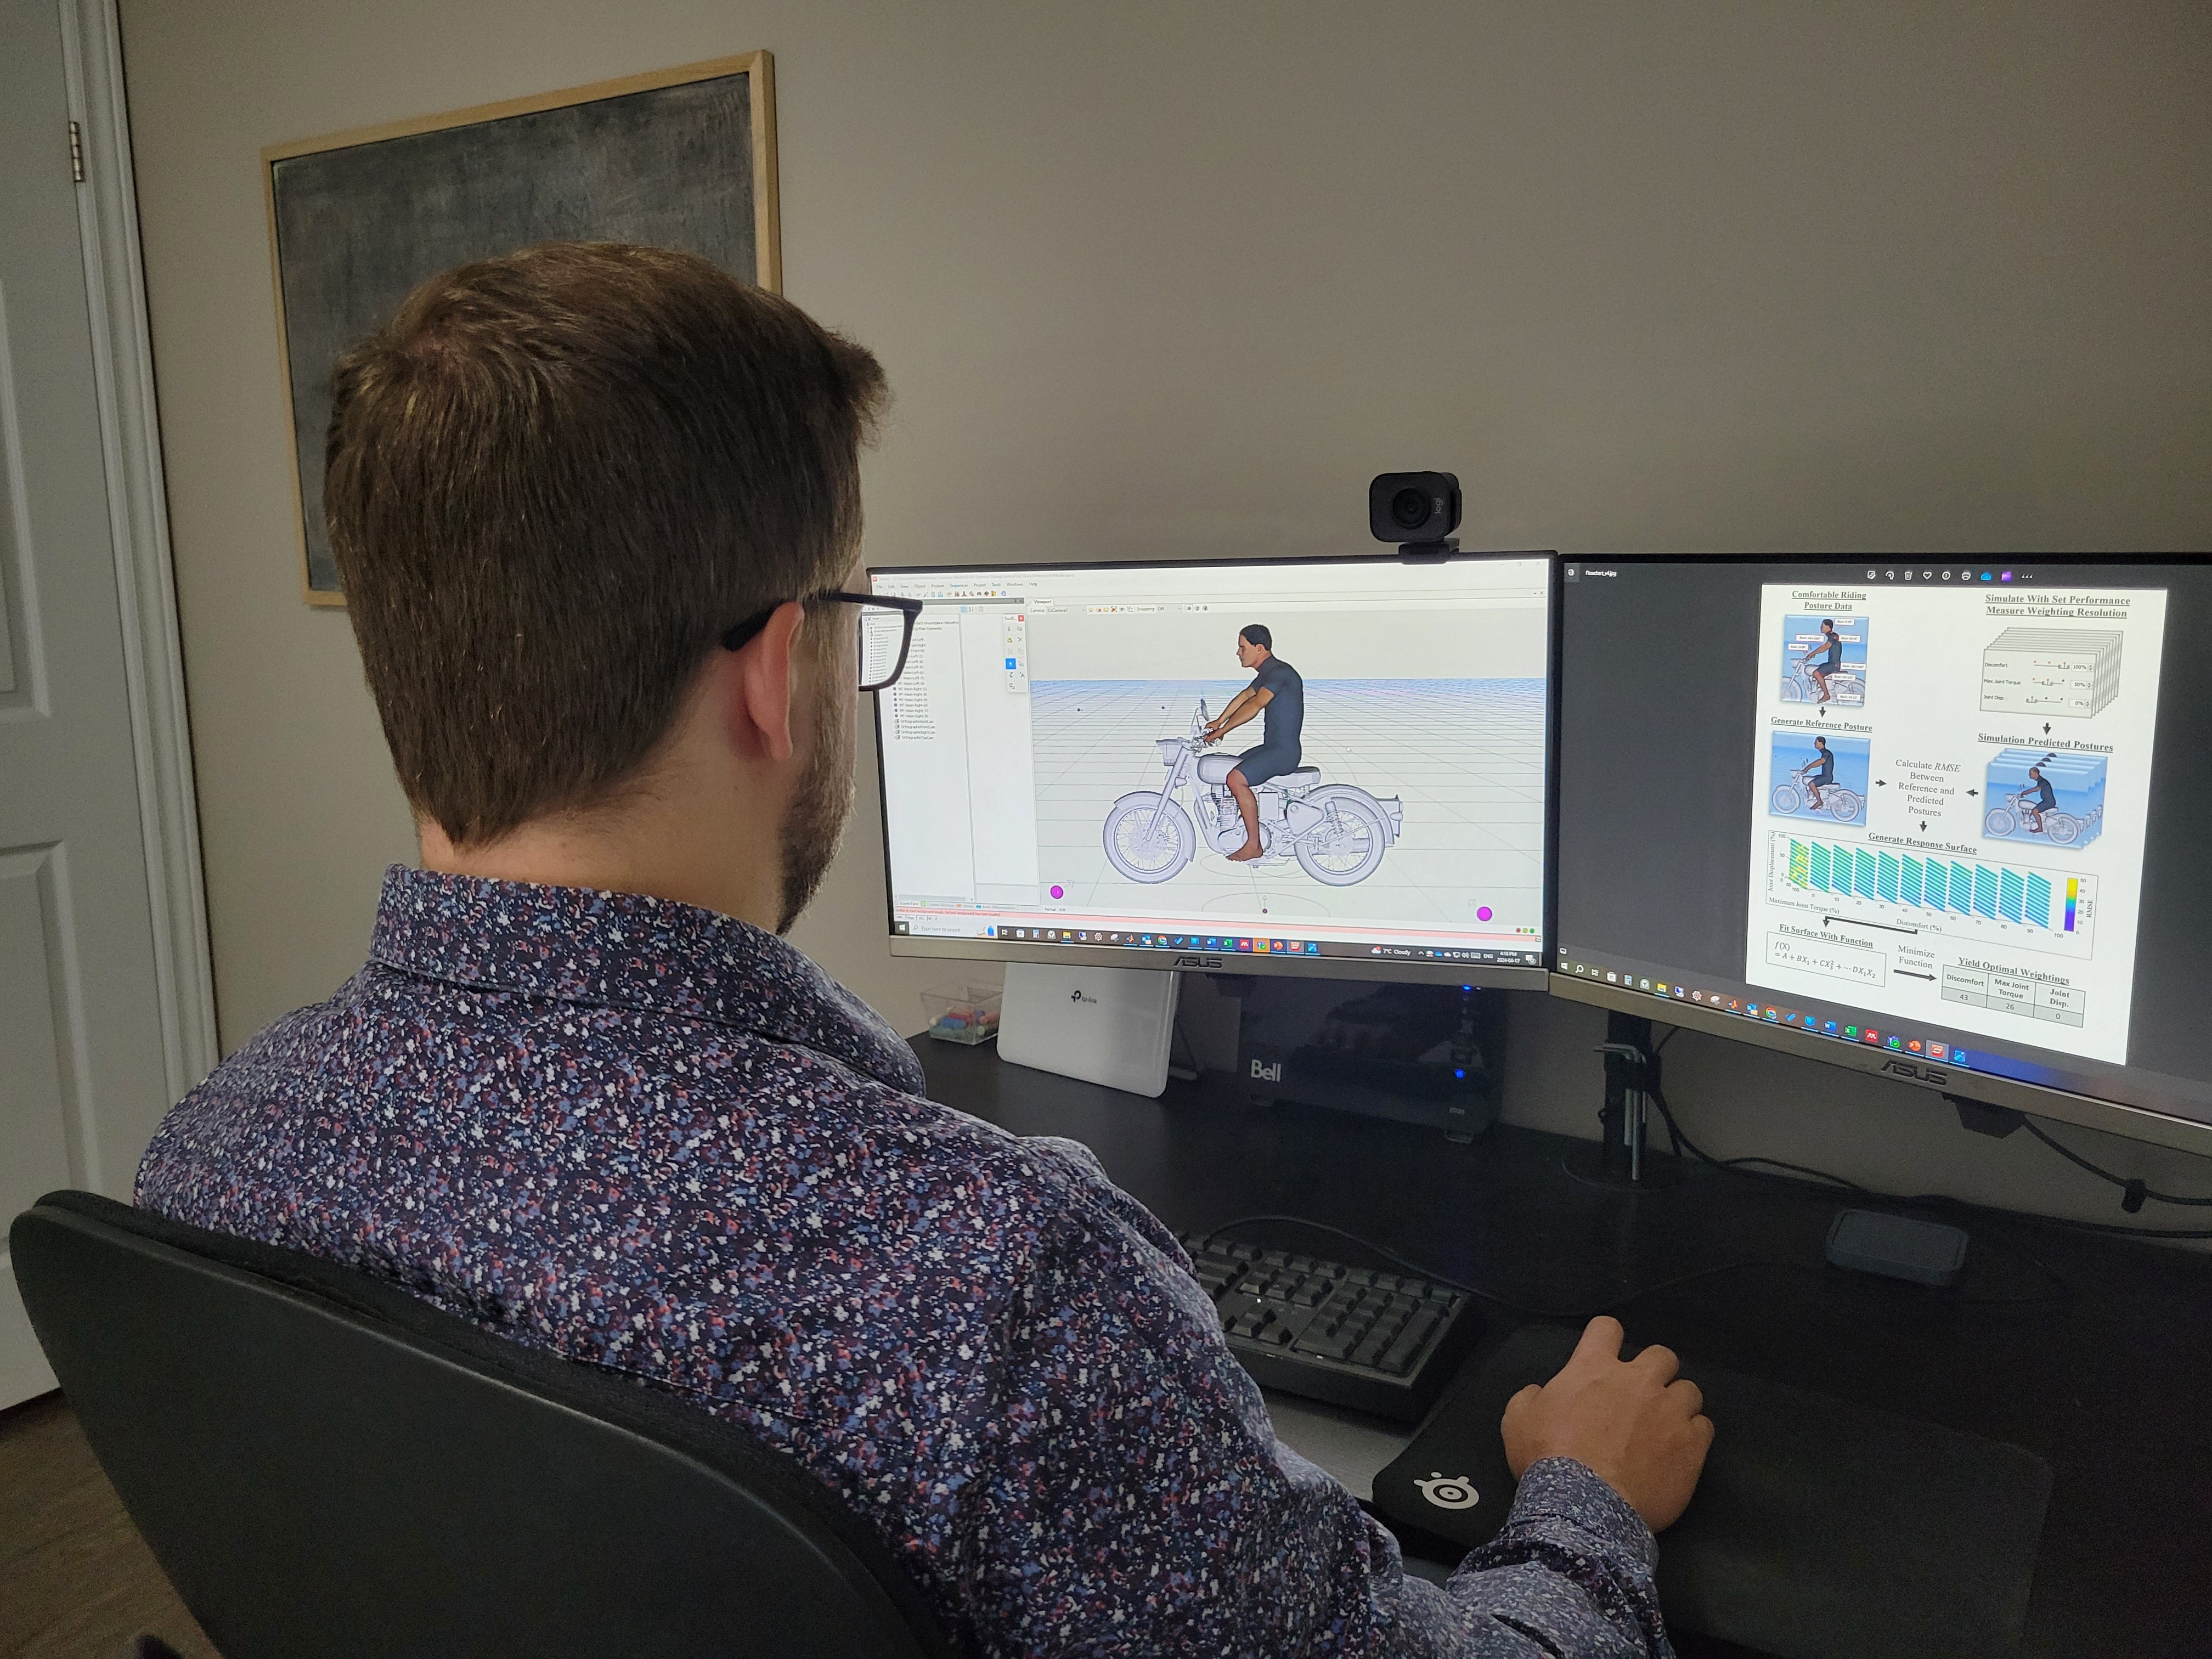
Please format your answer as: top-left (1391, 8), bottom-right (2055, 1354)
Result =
top-left (1368, 471), bottom-right (1463, 555)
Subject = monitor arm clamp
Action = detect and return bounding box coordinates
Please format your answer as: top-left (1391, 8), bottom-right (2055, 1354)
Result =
top-left (1566, 1011), bottom-right (1686, 1189)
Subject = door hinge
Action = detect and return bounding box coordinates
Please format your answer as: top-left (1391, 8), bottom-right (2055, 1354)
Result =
top-left (69, 119), bottom-right (84, 182)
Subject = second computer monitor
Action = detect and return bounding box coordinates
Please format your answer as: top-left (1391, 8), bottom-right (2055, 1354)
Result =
top-left (1555, 555), bottom-right (2212, 1154)
top-left (870, 552), bottom-right (1555, 987)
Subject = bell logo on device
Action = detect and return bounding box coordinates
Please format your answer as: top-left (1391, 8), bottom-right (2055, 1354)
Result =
top-left (1414, 1472), bottom-right (1480, 1511)
top-left (1250, 1058), bottom-right (1283, 1082)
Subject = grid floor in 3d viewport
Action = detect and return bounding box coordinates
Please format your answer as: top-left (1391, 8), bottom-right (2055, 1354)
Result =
top-left (1028, 678), bottom-right (1544, 927)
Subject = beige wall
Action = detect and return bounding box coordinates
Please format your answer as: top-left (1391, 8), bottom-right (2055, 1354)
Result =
top-left (123, 2), bottom-right (2212, 1223)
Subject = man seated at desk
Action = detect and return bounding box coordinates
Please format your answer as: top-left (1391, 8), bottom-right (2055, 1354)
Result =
top-left (136, 242), bottom-right (1712, 1658)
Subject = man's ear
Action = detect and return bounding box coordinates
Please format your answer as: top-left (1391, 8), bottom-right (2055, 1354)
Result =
top-left (726, 600), bottom-right (807, 763)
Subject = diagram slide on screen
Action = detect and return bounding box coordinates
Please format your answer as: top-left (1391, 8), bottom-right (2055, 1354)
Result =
top-left (1743, 580), bottom-right (2167, 1064)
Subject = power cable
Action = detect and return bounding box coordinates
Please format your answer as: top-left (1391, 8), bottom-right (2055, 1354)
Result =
top-left (1644, 1025), bottom-right (2212, 1237)
top-left (2019, 1119), bottom-right (2212, 1212)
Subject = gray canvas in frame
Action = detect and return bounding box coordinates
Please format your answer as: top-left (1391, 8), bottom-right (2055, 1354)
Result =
top-left (270, 71), bottom-right (760, 595)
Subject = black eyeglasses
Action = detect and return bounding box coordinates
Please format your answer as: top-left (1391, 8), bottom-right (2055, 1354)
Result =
top-left (721, 591), bottom-right (924, 692)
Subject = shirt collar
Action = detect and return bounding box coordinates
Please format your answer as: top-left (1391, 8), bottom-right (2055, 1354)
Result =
top-left (368, 866), bottom-right (926, 1096)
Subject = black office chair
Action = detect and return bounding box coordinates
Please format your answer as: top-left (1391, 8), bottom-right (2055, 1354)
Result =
top-left (11, 1190), bottom-right (959, 1659)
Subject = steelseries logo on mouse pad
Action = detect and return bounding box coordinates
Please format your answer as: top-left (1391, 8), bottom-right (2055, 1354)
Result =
top-left (1415, 1473), bottom-right (1480, 1511)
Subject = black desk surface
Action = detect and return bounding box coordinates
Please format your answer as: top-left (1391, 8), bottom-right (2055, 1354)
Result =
top-left (917, 1039), bottom-right (2212, 1659)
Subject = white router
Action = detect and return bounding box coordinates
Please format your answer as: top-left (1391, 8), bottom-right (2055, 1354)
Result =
top-left (997, 962), bottom-right (1183, 1098)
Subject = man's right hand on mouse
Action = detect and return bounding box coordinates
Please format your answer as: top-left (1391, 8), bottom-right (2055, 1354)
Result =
top-left (1501, 1314), bottom-right (1716, 1532)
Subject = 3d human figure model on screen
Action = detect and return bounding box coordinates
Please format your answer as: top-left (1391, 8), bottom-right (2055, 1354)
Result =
top-left (1798, 736), bottom-right (1837, 811)
top-left (1200, 624), bottom-right (1305, 861)
top-left (1768, 732), bottom-right (1866, 823)
top-left (1799, 619), bottom-right (1845, 704)
top-left (1097, 627), bottom-right (1402, 887)
top-left (1984, 748), bottom-right (2103, 847)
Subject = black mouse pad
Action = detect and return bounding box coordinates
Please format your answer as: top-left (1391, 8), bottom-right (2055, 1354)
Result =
top-left (1374, 1324), bottom-right (2052, 1659)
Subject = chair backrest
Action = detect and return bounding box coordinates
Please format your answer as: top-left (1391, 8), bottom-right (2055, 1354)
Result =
top-left (11, 1191), bottom-right (958, 1659)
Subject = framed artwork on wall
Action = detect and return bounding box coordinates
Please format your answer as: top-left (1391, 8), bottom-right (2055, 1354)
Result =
top-left (263, 51), bottom-right (780, 605)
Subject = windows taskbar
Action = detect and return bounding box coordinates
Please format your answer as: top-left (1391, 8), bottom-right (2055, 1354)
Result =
top-left (1555, 952), bottom-right (1990, 1072)
top-left (893, 919), bottom-right (1542, 968)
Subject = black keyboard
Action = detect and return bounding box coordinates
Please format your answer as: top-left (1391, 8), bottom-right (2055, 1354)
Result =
top-left (1181, 1232), bottom-right (1485, 1422)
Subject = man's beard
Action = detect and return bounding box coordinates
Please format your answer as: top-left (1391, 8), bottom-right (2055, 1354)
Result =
top-left (775, 675), bottom-right (855, 935)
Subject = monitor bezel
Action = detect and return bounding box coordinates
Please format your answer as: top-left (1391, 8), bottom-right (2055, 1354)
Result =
top-left (1552, 970), bottom-right (2212, 1159)
top-left (866, 548), bottom-right (1560, 994)
top-left (1549, 550), bottom-right (2212, 1161)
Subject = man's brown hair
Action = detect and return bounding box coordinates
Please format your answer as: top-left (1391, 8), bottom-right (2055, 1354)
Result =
top-left (325, 242), bottom-right (888, 846)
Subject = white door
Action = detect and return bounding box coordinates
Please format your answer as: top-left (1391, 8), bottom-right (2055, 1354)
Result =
top-left (1, 0), bottom-right (187, 1407)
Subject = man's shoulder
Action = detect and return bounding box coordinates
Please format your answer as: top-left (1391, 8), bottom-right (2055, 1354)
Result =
top-left (139, 966), bottom-right (1179, 1327)
top-left (137, 961), bottom-right (1046, 1217)
top-left (136, 978), bottom-right (365, 1205)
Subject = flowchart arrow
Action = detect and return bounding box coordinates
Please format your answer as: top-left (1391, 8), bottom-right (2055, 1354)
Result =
top-left (1897, 969), bottom-right (1937, 981)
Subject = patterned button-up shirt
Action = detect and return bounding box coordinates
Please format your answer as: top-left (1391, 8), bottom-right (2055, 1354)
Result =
top-left (138, 868), bottom-right (1672, 1657)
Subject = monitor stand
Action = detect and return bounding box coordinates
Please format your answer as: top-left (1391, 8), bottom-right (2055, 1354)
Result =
top-left (997, 962), bottom-right (1183, 1098)
top-left (1564, 1011), bottom-right (1686, 1188)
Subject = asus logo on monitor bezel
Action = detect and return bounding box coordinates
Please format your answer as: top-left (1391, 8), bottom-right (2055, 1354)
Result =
top-left (1881, 1058), bottom-right (1950, 1086)
top-left (1172, 954), bottom-right (1226, 968)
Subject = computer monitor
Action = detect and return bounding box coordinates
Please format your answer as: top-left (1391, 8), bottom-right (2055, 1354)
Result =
top-left (1554, 554), bottom-right (2212, 1156)
top-left (868, 552), bottom-right (1556, 989)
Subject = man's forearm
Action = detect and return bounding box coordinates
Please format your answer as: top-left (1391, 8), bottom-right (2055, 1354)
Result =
top-left (1439, 1458), bottom-right (1671, 1657)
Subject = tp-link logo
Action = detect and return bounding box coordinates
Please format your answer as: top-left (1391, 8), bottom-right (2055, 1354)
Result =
top-left (1068, 989), bottom-right (1097, 1005)
top-left (1249, 1059), bottom-right (1282, 1082)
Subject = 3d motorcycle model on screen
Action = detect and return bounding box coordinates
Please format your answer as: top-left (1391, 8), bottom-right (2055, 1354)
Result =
top-left (1101, 700), bottom-right (1403, 886)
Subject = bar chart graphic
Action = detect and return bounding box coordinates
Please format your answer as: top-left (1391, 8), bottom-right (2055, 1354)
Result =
top-left (1766, 832), bottom-right (2095, 960)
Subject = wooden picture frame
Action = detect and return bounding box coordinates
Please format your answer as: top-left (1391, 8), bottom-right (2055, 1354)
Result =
top-left (263, 51), bottom-right (781, 606)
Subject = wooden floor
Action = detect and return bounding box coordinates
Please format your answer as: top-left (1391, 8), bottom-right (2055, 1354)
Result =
top-left (0, 1391), bottom-right (219, 1659)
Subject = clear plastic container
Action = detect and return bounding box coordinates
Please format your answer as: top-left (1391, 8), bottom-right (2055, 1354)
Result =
top-left (921, 985), bottom-right (1002, 1045)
